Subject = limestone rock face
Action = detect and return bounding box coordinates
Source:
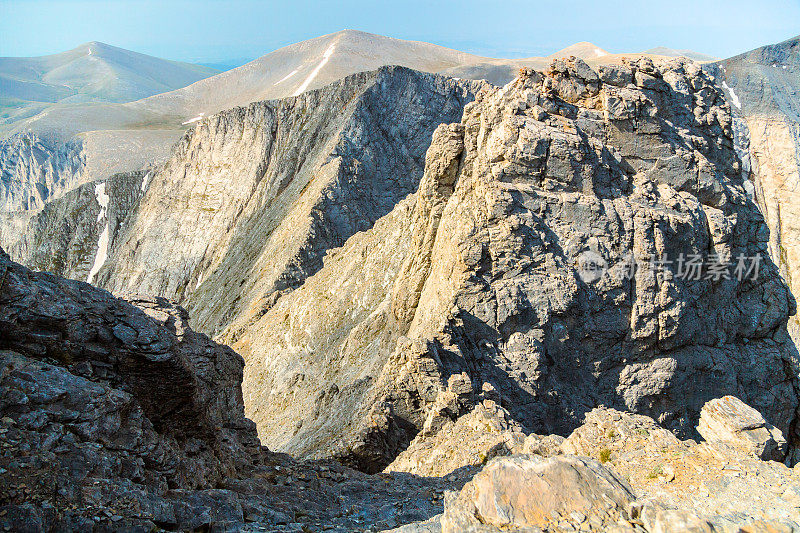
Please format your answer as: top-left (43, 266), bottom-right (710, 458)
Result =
top-left (439, 455), bottom-right (636, 532)
top-left (239, 57), bottom-right (799, 471)
top-left (0, 133), bottom-right (86, 212)
top-left (697, 395), bottom-right (788, 461)
top-left (705, 36), bottom-right (800, 416)
top-left (6, 171), bottom-right (146, 281)
top-left (98, 66), bottom-right (480, 337)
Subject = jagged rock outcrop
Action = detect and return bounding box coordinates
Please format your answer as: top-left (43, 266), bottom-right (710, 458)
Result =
top-left (559, 406), bottom-right (800, 530)
top-left (234, 57), bottom-right (799, 472)
top-left (0, 246), bottom-right (262, 528)
top-left (95, 66), bottom-right (481, 338)
top-left (0, 133), bottom-right (86, 212)
top-left (385, 392), bottom-right (527, 477)
top-left (0, 249), bottom-right (472, 532)
top-left (6, 171), bottom-right (146, 281)
top-left (697, 395), bottom-right (788, 461)
top-left (705, 35), bottom-right (800, 379)
top-left (398, 403), bottom-right (800, 532)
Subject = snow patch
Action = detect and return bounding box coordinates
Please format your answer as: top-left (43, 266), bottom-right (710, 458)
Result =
top-left (743, 179), bottom-right (756, 200)
top-left (94, 182), bottom-right (109, 222)
top-left (293, 44), bottom-right (336, 96)
top-left (275, 69), bottom-right (299, 85)
top-left (87, 182), bottom-right (110, 285)
top-left (594, 48), bottom-right (607, 57)
top-left (140, 172), bottom-right (151, 193)
top-left (721, 81), bottom-right (741, 109)
top-left (182, 113), bottom-right (205, 125)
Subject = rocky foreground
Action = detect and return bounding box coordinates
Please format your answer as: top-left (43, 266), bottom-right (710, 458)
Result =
top-left (0, 247), bottom-right (799, 532)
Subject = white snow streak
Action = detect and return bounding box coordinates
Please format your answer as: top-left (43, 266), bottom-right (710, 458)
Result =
top-left (181, 113), bottom-right (205, 125)
top-left (293, 44), bottom-right (336, 96)
top-left (275, 68), bottom-right (299, 85)
top-left (594, 48), bottom-right (607, 57)
top-left (87, 182), bottom-right (110, 284)
top-left (140, 172), bottom-right (151, 193)
top-left (721, 81), bottom-right (741, 109)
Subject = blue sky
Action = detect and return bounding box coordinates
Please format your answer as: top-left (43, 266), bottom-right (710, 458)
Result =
top-left (1, 0), bottom-right (799, 65)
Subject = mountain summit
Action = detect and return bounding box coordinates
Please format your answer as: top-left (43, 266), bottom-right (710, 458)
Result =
top-left (0, 42), bottom-right (218, 128)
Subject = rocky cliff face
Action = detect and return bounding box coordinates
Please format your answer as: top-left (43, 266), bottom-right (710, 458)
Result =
top-left (232, 57), bottom-right (800, 472)
top-left (4, 246), bottom-right (796, 531)
top-left (96, 66), bottom-right (481, 337)
top-left (0, 246), bottom-right (263, 528)
top-left (6, 171), bottom-right (145, 282)
top-left (705, 35), bottom-right (800, 352)
top-left (0, 133), bottom-right (86, 212)
top-left (0, 248), bottom-right (469, 532)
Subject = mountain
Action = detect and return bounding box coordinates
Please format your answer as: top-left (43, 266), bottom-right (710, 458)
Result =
top-left (0, 30), bottom-right (685, 215)
top-left (549, 41), bottom-right (610, 58)
top-left (223, 58), bottom-right (797, 470)
top-left (704, 34), bottom-right (800, 351)
top-left (0, 41), bottom-right (218, 127)
top-left (17, 57), bottom-right (795, 471)
top-left (645, 46), bottom-right (717, 62)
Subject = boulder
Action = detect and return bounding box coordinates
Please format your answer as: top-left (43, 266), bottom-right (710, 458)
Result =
top-left (440, 455), bottom-right (636, 532)
top-left (697, 396), bottom-right (788, 461)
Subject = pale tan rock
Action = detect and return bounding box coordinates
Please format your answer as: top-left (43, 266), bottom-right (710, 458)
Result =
top-left (697, 396), bottom-right (788, 461)
top-left (440, 455), bottom-right (636, 532)
top-left (385, 402), bottom-right (526, 477)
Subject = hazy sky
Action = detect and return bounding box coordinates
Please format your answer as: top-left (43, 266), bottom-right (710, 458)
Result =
top-left (1, 0), bottom-right (799, 65)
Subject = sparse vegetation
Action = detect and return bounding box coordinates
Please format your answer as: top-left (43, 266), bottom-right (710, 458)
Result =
top-left (599, 448), bottom-right (611, 463)
top-left (646, 465), bottom-right (664, 479)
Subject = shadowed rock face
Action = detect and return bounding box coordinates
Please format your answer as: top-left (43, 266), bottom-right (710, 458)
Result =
top-left (234, 57), bottom-right (799, 472)
top-left (0, 247), bottom-right (263, 484)
top-left (704, 37), bottom-right (800, 414)
top-left (0, 245), bottom-right (264, 528)
top-left (0, 248), bottom-right (473, 532)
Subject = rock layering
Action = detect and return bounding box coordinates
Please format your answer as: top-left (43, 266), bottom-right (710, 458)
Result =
top-left (697, 395), bottom-right (788, 461)
top-left (0, 248), bottom-right (473, 532)
top-left (705, 36), bottom-right (800, 396)
top-left (233, 57), bottom-right (799, 471)
top-left (95, 66), bottom-right (481, 338)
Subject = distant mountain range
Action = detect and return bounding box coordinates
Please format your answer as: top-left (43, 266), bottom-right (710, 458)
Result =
top-left (0, 31), bottom-right (715, 139)
top-left (0, 30), bottom-right (721, 213)
top-left (0, 42), bottom-right (218, 128)
top-left (644, 46), bottom-right (718, 62)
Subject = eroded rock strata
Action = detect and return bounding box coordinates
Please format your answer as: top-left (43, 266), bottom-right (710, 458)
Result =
top-left (233, 57), bottom-right (799, 472)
